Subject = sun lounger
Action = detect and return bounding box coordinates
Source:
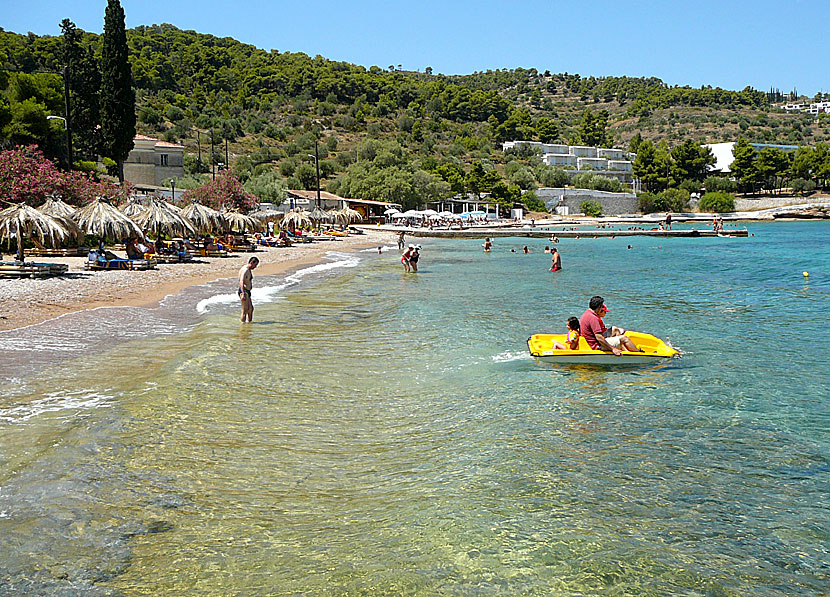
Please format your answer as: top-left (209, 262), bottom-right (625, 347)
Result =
top-left (27, 247), bottom-right (90, 257)
top-left (0, 261), bottom-right (69, 278)
top-left (146, 252), bottom-right (193, 264)
top-left (84, 251), bottom-right (155, 271)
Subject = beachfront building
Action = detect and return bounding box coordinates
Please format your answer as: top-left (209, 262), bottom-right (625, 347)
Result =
top-left (503, 141), bottom-right (636, 183)
top-left (283, 190), bottom-right (401, 223)
top-left (703, 142), bottom-right (800, 173)
top-left (427, 193), bottom-right (501, 219)
top-left (123, 134), bottom-right (185, 188)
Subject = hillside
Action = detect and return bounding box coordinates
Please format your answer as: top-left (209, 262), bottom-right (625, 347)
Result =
top-left (2, 23), bottom-right (829, 210)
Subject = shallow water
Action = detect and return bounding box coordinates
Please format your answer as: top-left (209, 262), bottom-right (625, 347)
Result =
top-left (1, 223), bottom-right (829, 594)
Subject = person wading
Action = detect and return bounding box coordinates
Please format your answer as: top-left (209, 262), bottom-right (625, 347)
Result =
top-left (238, 256), bottom-right (259, 323)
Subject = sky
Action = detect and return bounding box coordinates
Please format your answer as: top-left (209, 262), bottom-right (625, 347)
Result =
top-left (2, 0), bottom-right (827, 96)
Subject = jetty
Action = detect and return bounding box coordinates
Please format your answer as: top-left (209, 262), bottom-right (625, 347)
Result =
top-left (367, 224), bottom-right (748, 239)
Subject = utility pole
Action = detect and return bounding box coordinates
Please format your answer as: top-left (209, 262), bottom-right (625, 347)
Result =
top-left (62, 66), bottom-right (73, 168)
top-left (315, 141), bottom-right (321, 209)
top-left (210, 129), bottom-right (215, 181)
top-left (196, 131), bottom-right (202, 172)
top-left (225, 138), bottom-right (229, 169)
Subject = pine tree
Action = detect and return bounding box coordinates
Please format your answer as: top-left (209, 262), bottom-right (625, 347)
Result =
top-left (61, 19), bottom-right (101, 162)
top-left (730, 137), bottom-right (759, 194)
top-left (100, 0), bottom-right (135, 181)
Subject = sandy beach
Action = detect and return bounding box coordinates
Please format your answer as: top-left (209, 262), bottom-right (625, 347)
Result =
top-left (0, 229), bottom-right (394, 332)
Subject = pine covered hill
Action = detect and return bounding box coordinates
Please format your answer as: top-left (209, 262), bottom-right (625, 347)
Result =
top-left (2, 23), bottom-right (828, 208)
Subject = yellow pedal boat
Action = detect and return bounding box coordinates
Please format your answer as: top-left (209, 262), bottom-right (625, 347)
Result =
top-left (527, 331), bottom-right (679, 365)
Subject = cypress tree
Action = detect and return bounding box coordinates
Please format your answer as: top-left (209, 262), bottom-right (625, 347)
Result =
top-left (100, 0), bottom-right (135, 181)
top-left (60, 19), bottom-right (101, 162)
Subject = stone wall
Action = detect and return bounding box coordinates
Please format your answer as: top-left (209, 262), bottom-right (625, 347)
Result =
top-left (537, 188), bottom-right (638, 216)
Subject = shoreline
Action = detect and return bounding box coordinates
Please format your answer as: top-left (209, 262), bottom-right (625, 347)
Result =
top-left (0, 229), bottom-right (394, 333)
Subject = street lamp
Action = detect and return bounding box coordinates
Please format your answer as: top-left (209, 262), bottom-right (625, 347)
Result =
top-left (47, 115), bottom-right (73, 169)
top-left (308, 141), bottom-right (321, 209)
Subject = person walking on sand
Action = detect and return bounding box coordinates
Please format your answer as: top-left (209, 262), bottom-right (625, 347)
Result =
top-left (238, 256), bottom-right (259, 323)
top-left (550, 247), bottom-right (562, 272)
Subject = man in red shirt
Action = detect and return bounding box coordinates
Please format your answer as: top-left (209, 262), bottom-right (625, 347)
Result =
top-left (579, 295), bottom-right (641, 355)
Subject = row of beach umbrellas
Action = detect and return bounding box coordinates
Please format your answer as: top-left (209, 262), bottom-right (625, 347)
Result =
top-left (388, 209), bottom-right (462, 220)
top-left (0, 196), bottom-right (364, 262)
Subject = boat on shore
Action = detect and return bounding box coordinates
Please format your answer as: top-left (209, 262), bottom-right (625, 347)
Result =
top-left (527, 331), bottom-right (679, 364)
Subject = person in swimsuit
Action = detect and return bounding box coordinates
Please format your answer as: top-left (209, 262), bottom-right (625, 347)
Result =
top-left (550, 247), bottom-right (562, 272)
top-left (483, 238), bottom-right (492, 252)
top-left (238, 256), bottom-right (259, 323)
top-left (409, 245), bottom-right (421, 272)
top-left (401, 245), bottom-right (413, 272)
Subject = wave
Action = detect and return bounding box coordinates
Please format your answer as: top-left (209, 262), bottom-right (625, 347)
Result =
top-left (0, 390), bottom-right (111, 425)
top-left (196, 251), bottom-right (362, 314)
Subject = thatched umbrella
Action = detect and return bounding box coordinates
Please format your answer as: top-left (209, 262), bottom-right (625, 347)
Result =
top-left (39, 195), bottom-right (77, 219)
top-left (118, 197), bottom-right (146, 218)
top-left (248, 207), bottom-right (284, 221)
top-left (309, 206), bottom-right (331, 226)
top-left (281, 208), bottom-right (312, 230)
top-left (181, 202), bottom-right (225, 234)
top-left (0, 203), bottom-right (70, 262)
top-left (134, 199), bottom-right (196, 238)
top-left (327, 209), bottom-right (347, 225)
top-left (341, 206), bottom-right (363, 223)
top-left (75, 197), bottom-right (143, 241)
top-left (223, 210), bottom-right (261, 233)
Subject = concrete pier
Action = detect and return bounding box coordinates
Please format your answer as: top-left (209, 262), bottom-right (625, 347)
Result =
top-left (366, 225), bottom-right (748, 239)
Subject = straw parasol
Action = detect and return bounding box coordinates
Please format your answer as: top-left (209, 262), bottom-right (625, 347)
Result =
top-left (0, 203), bottom-right (71, 262)
top-left (38, 195), bottom-right (77, 219)
top-left (118, 197), bottom-right (146, 218)
top-left (181, 202), bottom-right (225, 234)
top-left (223, 210), bottom-right (261, 233)
top-left (75, 197), bottom-right (143, 241)
top-left (248, 207), bottom-right (284, 221)
top-left (134, 198), bottom-right (196, 238)
top-left (309, 206), bottom-right (331, 225)
top-left (281, 208), bottom-right (312, 230)
top-left (341, 206), bottom-right (363, 223)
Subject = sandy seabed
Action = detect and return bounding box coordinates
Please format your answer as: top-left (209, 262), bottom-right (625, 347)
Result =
top-left (0, 229), bottom-right (394, 332)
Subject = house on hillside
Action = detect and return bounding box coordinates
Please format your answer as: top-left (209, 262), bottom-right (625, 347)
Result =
top-left (123, 134), bottom-right (184, 188)
top-left (502, 141), bottom-right (635, 183)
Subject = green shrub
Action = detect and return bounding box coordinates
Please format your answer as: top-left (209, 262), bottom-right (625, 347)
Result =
top-left (637, 191), bottom-right (668, 213)
top-left (521, 190), bottom-right (546, 212)
top-left (791, 178), bottom-right (816, 195)
top-left (580, 200), bottom-right (602, 217)
top-left (659, 188), bottom-right (690, 211)
top-left (698, 191), bottom-right (735, 213)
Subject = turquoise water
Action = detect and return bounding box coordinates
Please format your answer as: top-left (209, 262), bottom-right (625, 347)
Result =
top-left (1, 222), bottom-right (829, 594)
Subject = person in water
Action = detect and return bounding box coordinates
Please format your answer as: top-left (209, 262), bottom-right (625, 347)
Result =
top-left (401, 244), bottom-right (413, 272)
top-left (409, 244), bottom-right (421, 272)
top-left (238, 256), bottom-right (259, 323)
top-left (552, 317), bottom-right (581, 350)
top-left (579, 295), bottom-right (641, 355)
top-left (483, 238), bottom-right (492, 252)
top-left (522, 246), bottom-right (530, 254)
top-left (550, 248), bottom-right (562, 272)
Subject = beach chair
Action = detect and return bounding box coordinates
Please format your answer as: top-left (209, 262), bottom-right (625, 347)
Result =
top-left (27, 247), bottom-right (90, 257)
top-left (0, 261), bottom-right (68, 278)
top-left (84, 250), bottom-right (155, 271)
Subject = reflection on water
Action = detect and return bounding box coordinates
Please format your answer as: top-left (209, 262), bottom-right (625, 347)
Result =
top-left (1, 222), bottom-right (829, 594)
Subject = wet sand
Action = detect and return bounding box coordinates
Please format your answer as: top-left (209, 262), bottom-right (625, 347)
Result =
top-left (0, 230), bottom-right (394, 332)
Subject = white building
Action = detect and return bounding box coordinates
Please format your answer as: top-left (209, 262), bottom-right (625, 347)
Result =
top-left (123, 134), bottom-right (185, 187)
top-left (505, 140), bottom-right (635, 183)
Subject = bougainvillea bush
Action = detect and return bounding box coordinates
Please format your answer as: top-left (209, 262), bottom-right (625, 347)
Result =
top-left (0, 145), bottom-right (132, 207)
top-left (180, 169), bottom-right (257, 212)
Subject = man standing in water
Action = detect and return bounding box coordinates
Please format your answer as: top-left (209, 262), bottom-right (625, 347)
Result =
top-left (238, 256), bottom-right (259, 322)
top-left (550, 247), bottom-right (562, 271)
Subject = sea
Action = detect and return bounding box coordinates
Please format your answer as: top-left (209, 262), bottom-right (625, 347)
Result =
top-left (1, 221), bottom-right (828, 595)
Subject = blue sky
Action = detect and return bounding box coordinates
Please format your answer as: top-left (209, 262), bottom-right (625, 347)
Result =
top-left (2, 0), bottom-right (826, 96)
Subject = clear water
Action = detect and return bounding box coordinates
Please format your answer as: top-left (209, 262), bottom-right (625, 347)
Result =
top-left (1, 223), bottom-right (828, 595)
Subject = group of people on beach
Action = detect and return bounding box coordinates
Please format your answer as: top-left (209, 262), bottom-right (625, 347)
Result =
top-left (552, 295), bottom-right (642, 355)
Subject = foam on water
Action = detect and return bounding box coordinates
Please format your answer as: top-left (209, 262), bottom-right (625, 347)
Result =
top-left (0, 390), bottom-right (111, 425)
top-left (196, 250), bottom-right (361, 313)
